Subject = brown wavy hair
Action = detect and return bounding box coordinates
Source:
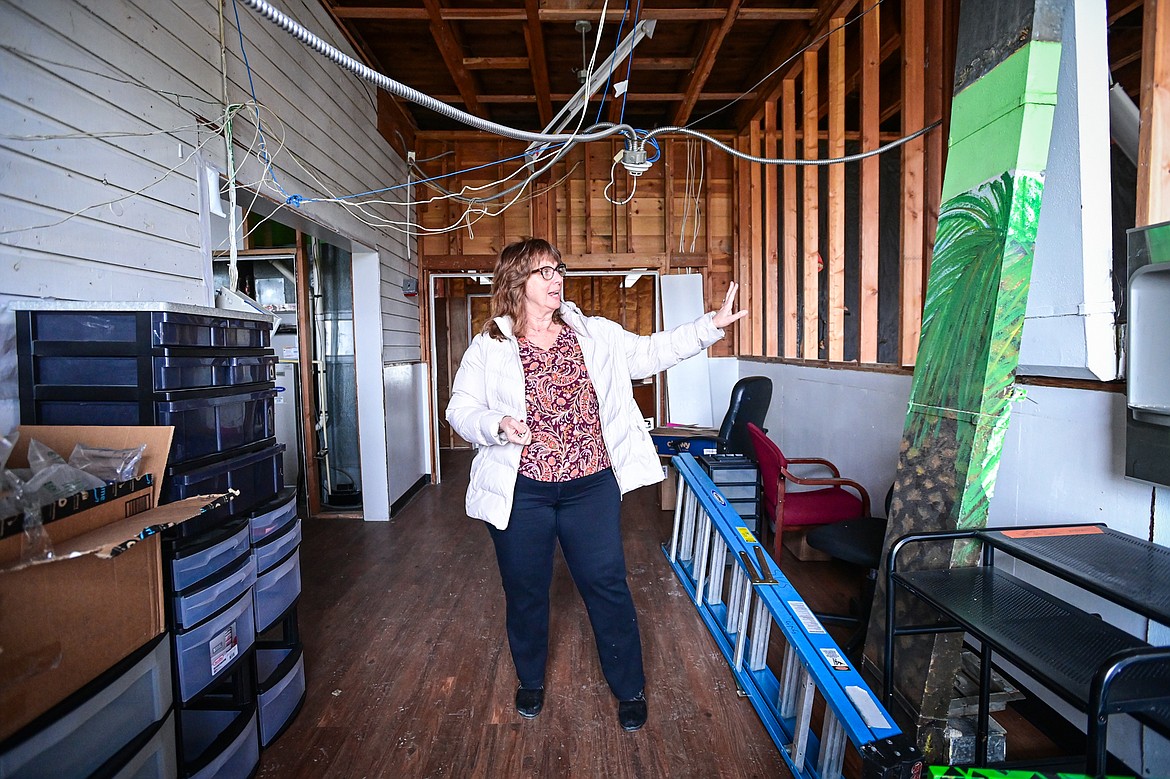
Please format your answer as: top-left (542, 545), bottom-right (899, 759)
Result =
top-left (483, 238), bottom-right (566, 340)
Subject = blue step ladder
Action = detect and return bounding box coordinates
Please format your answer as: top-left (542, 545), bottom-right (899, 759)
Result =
top-left (664, 453), bottom-right (921, 779)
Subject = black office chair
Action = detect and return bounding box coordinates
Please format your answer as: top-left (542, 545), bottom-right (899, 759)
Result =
top-left (804, 485), bottom-right (894, 656)
top-left (716, 376), bottom-right (772, 456)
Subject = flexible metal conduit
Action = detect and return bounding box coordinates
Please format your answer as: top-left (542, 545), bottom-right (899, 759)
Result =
top-left (642, 121), bottom-right (942, 166)
top-left (235, 0), bottom-right (635, 146)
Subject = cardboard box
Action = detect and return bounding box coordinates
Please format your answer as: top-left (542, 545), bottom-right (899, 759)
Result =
top-left (649, 425), bottom-right (720, 457)
top-left (659, 460), bottom-right (678, 511)
top-left (0, 426), bottom-right (219, 741)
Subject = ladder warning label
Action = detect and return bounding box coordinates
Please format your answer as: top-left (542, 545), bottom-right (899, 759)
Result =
top-left (821, 647), bottom-right (850, 671)
top-left (737, 527), bottom-right (757, 543)
top-left (788, 600), bottom-right (826, 634)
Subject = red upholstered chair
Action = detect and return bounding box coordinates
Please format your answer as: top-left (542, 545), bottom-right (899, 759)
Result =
top-left (746, 423), bottom-right (870, 560)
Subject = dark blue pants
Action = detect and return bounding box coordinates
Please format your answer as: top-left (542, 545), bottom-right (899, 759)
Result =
top-left (488, 468), bottom-right (645, 700)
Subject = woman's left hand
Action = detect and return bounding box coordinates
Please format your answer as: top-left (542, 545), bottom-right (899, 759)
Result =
top-left (711, 282), bottom-right (748, 329)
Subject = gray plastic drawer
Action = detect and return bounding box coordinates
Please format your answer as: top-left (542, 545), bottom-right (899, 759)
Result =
top-left (254, 548), bottom-right (301, 633)
top-left (180, 707), bottom-right (259, 779)
top-left (174, 590), bottom-right (255, 703)
top-left (110, 710), bottom-right (177, 779)
top-left (0, 637), bottom-right (172, 778)
top-left (169, 520), bottom-right (250, 592)
top-left (255, 517), bottom-right (301, 575)
top-left (249, 488), bottom-right (297, 544)
top-left (717, 483), bottom-right (757, 500)
top-left (256, 646), bottom-right (306, 747)
top-left (173, 553), bottom-right (256, 630)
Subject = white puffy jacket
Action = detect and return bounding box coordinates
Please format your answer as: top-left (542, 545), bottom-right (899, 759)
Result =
top-left (446, 300), bottom-right (724, 529)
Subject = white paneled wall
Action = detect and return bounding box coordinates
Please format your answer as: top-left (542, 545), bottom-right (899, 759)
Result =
top-left (0, 0), bottom-right (424, 498)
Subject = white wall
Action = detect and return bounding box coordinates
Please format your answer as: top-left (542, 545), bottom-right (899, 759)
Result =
top-left (740, 361), bottom-right (910, 508)
top-left (0, 0), bottom-right (426, 508)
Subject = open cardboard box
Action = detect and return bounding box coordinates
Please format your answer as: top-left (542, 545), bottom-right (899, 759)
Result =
top-left (0, 426), bottom-right (225, 742)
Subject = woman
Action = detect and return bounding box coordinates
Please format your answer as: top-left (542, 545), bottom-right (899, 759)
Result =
top-left (446, 238), bottom-right (745, 732)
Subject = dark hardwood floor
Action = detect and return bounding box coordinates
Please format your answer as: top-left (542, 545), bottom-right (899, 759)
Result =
top-left (258, 451), bottom-right (794, 778)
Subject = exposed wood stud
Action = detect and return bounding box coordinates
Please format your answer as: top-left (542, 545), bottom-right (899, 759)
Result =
top-left (801, 49), bottom-right (820, 360)
top-left (782, 78), bottom-right (800, 359)
top-left (827, 15), bottom-right (846, 362)
top-left (750, 119), bottom-right (764, 356)
top-left (859, 2), bottom-right (881, 364)
top-left (737, 133), bottom-right (752, 353)
top-left (1137, 0), bottom-right (1169, 226)
top-left (923, 0), bottom-right (949, 281)
top-left (765, 99), bottom-right (779, 357)
top-left (899, 0), bottom-right (926, 366)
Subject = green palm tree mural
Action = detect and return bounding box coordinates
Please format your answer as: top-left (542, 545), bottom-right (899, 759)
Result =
top-left (906, 171), bottom-right (1043, 536)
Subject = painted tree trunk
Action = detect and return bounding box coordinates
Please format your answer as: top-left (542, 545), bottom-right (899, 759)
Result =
top-left (864, 0), bottom-right (1062, 758)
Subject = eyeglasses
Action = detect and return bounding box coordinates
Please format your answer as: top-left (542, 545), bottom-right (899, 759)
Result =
top-left (530, 263), bottom-right (568, 280)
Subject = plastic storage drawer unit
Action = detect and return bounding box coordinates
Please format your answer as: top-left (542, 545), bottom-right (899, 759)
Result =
top-left (254, 517), bottom-right (301, 575)
top-left (29, 352), bottom-right (277, 392)
top-left (173, 553), bottom-right (257, 631)
top-left (160, 388), bottom-right (277, 463)
top-left (698, 454), bottom-right (760, 531)
top-left (166, 443), bottom-right (284, 514)
top-left (254, 547), bottom-right (301, 633)
top-left (0, 636), bottom-right (172, 779)
top-left (173, 590), bottom-right (256, 703)
top-left (106, 710), bottom-right (177, 779)
top-left (16, 309), bottom-right (271, 350)
top-left (179, 706), bottom-right (259, 779)
top-left (168, 519), bottom-right (251, 593)
top-left (255, 646), bottom-right (306, 747)
top-left (249, 487), bottom-right (298, 545)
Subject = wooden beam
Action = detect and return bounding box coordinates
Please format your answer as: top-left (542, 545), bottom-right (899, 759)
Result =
top-left (899, 0), bottom-right (926, 366)
top-left (673, 0), bottom-right (744, 126)
top-left (1137, 0), bottom-right (1170, 226)
top-left (859, 2), bottom-right (881, 364)
top-left (432, 92), bottom-right (756, 104)
top-left (524, 0), bottom-right (554, 128)
top-left (463, 57), bottom-right (530, 70)
top-left (422, 0), bottom-right (485, 118)
top-left (801, 50), bottom-right (820, 360)
top-left (782, 78), bottom-right (799, 358)
top-left (1109, 0), bottom-right (1144, 25)
top-left (539, 7), bottom-right (816, 23)
top-left (826, 16), bottom-right (846, 362)
top-left (765, 99), bottom-right (779, 357)
top-left (733, 0), bottom-right (861, 129)
top-left (636, 57), bottom-right (697, 70)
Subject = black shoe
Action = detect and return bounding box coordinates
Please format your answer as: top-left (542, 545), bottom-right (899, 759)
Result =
top-left (515, 685), bottom-right (544, 719)
top-left (618, 692), bottom-right (647, 731)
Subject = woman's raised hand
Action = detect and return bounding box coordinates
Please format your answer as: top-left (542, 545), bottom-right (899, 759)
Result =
top-left (711, 282), bottom-right (748, 329)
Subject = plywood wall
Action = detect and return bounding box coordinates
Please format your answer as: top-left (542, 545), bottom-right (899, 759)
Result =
top-left (415, 133), bottom-right (740, 359)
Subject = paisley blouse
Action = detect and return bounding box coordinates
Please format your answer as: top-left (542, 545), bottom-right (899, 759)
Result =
top-left (517, 327), bottom-right (612, 481)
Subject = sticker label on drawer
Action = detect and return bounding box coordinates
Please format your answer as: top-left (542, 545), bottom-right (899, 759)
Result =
top-left (210, 623), bottom-right (238, 676)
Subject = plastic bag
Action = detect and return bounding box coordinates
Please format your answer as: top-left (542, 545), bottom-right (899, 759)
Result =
top-left (69, 443), bottom-right (146, 484)
top-left (0, 430), bottom-right (18, 521)
top-left (27, 438), bottom-right (67, 472)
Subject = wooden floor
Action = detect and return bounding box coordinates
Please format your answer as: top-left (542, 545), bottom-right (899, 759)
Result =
top-left (257, 451), bottom-right (800, 778)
